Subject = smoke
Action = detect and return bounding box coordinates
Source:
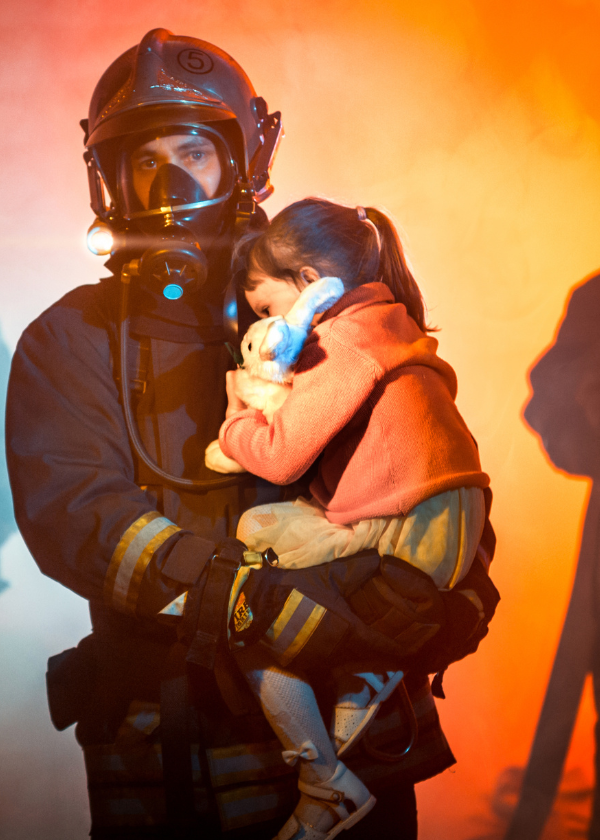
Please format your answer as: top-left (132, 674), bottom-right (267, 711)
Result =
top-left (2, 2), bottom-right (600, 838)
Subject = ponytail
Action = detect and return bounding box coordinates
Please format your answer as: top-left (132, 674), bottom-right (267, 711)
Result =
top-left (234, 197), bottom-right (433, 333)
top-left (364, 207), bottom-right (431, 332)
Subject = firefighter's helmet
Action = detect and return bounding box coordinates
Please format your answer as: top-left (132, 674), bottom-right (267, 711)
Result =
top-left (83, 28), bottom-right (282, 235)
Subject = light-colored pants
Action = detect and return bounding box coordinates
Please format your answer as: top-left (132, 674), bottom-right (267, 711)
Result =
top-left (237, 486), bottom-right (486, 589)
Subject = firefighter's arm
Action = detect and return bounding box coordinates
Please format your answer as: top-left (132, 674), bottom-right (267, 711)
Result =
top-left (5, 299), bottom-right (213, 619)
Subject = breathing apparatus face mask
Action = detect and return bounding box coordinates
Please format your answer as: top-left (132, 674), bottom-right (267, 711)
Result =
top-left (115, 126), bottom-right (237, 299)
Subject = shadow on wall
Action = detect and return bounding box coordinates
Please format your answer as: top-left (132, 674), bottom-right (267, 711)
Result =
top-left (525, 272), bottom-right (600, 482)
top-left (477, 273), bottom-right (600, 840)
top-left (0, 330), bottom-right (16, 591)
top-left (469, 766), bottom-right (592, 840)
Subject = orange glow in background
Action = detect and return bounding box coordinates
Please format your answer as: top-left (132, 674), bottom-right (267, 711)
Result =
top-left (2, 1), bottom-right (600, 837)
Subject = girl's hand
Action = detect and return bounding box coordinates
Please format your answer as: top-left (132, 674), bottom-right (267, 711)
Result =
top-left (225, 369), bottom-right (248, 418)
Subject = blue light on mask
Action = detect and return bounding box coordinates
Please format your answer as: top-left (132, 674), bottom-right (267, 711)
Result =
top-left (163, 284), bottom-right (184, 300)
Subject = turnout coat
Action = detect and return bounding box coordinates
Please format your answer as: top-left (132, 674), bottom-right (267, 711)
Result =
top-left (6, 271), bottom-right (456, 836)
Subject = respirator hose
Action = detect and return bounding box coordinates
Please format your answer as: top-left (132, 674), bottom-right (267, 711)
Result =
top-left (118, 262), bottom-right (250, 492)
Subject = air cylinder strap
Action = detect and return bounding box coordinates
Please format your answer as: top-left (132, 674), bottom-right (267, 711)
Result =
top-left (159, 669), bottom-right (197, 837)
top-left (185, 538), bottom-right (245, 671)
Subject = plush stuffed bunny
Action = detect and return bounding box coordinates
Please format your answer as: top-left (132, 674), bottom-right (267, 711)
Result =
top-left (205, 276), bottom-right (345, 474)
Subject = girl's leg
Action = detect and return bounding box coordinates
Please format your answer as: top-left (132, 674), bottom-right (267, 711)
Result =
top-left (236, 499), bottom-right (378, 570)
top-left (237, 504), bottom-right (281, 542)
top-left (237, 644), bottom-right (338, 786)
top-left (236, 645), bottom-right (375, 837)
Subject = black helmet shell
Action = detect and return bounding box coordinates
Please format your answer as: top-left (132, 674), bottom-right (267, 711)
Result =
top-left (87, 28), bottom-right (264, 176)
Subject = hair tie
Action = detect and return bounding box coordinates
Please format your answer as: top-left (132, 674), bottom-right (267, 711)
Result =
top-left (356, 206), bottom-right (381, 252)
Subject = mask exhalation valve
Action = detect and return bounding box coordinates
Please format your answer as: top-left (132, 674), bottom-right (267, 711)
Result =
top-left (137, 163), bottom-right (211, 298)
top-left (139, 228), bottom-right (208, 299)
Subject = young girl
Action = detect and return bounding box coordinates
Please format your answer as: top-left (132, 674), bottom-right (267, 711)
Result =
top-left (218, 198), bottom-right (490, 840)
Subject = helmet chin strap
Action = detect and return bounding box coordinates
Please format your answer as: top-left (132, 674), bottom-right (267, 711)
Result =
top-left (234, 183), bottom-right (257, 236)
top-left (231, 108), bottom-right (282, 238)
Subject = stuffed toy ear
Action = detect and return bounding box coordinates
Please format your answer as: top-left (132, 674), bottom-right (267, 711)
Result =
top-left (259, 318), bottom-right (291, 361)
top-left (258, 316), bottom-right (310, 374)
top-left (286, 276), bottom-right (345, 332)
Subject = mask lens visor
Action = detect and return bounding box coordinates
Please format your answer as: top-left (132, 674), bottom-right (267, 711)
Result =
top-left (119, 128), bottom-right (236, 219)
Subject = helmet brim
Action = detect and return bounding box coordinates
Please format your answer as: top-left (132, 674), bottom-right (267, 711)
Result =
top-left (87, 102), bottom-right (236, 147)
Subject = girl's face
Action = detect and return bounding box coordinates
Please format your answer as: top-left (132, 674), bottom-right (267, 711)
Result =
top-left (245, 265), bottom-right (321, 319)
top-left (245, 271), bottom-right (303, 319)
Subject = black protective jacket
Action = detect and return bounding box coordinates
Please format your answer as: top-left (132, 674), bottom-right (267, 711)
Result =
top-left (6, 270), bottom-right (455, 835)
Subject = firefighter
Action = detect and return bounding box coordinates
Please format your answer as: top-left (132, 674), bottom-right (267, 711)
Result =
top-left (6, 28), bottom-right (467, 839)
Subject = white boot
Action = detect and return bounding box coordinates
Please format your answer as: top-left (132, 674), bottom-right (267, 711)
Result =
top-left (274, 760), bottom-right (376, 840)
top-left (331, 670), bottom-right (405, 757)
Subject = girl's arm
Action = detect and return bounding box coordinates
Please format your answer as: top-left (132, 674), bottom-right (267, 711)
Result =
top-left (225, 369), bottom-right (248, 418)
top-left (219, 337), bottom-right (377, 484)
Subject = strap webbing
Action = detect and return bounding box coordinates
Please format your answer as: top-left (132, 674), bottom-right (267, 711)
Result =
top-left (159, 671), bottom-right (197, 837)
top-left (186, 544), bottom-right (243, 670)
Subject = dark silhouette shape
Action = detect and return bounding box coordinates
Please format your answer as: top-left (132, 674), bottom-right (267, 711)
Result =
top-left (0, 330), bottom-right (16, 592)
top-left (471, 766), bottom-right (592, 840)
top-left (506, 272), bottom-right (600, 840)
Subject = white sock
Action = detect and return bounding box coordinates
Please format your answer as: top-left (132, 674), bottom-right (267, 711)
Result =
top-left (237, 648), bottom-right (375, 833)
top-left (236, 645), bottom-right (338, 785)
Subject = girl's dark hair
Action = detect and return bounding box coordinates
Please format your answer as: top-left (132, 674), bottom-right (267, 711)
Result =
top-left (233, 198), bottom-right (430, 331)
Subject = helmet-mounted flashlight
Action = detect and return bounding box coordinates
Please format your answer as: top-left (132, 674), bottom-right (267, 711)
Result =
top-left (87, 219), bottom-right (114, 256)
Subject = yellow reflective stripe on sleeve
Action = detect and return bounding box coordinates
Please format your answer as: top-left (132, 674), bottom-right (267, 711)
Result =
top-left (105, 512), bottom-right (181, 614)
top-left (105, 511), bottom-right (162, 597)
top-left (261, 588), bottom-right (326, 667)
top-left (122, 522), bottom-right (181, 614)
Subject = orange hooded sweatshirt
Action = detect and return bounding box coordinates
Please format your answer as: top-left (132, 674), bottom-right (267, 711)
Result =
top-left (220, 283), bottom-right (489, 525)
